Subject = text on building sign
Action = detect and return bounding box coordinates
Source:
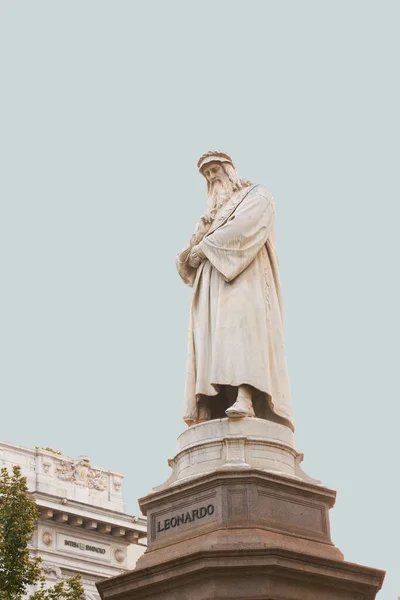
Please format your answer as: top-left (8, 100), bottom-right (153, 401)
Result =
top-left (64, 540), bottom-right (106, 554)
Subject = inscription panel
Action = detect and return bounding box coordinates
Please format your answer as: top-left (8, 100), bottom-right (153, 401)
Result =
top-left (257, 490), bottom-right (327, 537)
top-left (150, 493), bottom-right (217, 543)
top-left (56, 533), bottom-right (111, 561)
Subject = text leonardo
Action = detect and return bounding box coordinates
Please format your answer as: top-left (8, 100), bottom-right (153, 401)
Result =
top-left (157, 504), bottom-right (215, 533)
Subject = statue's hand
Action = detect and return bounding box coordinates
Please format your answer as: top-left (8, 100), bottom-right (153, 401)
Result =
top-left (200, 208), bottom-right (216, 225)
top-left (189, 209), bottom-right (217, 247)
top-left (188, 245), bottom-right (206, 269)
top-left (190, 232), bottom-right (202, 247)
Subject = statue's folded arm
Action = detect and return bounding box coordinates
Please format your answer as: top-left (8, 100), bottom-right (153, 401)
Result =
top-left (199, 192), bottom-right (275, 282)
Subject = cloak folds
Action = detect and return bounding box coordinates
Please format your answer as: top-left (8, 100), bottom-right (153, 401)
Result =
top-left (176, 185), bottom-right (293, 430)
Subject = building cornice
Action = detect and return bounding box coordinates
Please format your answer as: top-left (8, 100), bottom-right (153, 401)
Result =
top-left (34, 493), bottom-right (146, 541)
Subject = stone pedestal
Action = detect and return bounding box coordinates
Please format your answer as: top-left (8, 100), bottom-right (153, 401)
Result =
top-left (97, 419), bottom-right (385, 600)
top-left (159, 418), bottom-right (319, 488)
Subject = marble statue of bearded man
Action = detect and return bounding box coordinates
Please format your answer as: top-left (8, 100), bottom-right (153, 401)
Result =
top-left (176, 151), bottom-right (294, 431)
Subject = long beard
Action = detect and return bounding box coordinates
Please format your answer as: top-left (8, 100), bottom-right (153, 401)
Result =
top-left (190, 179), bottom-right (235, 248)
top-left (208, 179), bottom-right (234, 211)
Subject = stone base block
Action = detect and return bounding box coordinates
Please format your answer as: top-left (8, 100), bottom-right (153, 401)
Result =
top-left (139, 469), bottom-right (342, 567)
top-left (98, 548), bottom-right (384, 600)
top-left (97, 469), bottom-right (385, 600)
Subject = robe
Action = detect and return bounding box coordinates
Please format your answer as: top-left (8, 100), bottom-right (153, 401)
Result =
top-left (176, 184), bottom-right (293, 431)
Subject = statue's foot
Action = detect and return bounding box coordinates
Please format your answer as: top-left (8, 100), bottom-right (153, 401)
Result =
top-left (225, 399), bottom-right (255, 418)
top-left (198, 399), bottom-right (211, 423)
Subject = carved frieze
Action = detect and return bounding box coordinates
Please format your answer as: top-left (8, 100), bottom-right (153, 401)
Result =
top-left (56, 458), bottom-right (107, 490)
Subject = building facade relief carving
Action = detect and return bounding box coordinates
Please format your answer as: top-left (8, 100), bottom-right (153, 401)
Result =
top-left (42, 459), bottom-right (53, 473)
top-left (112, 477), bottom-right (122, 493)
top-left (42, 531), bottom-right (54, 546)
top-left (55, 458), bottom-right (107, 491)
top-left (41, 562), bottom-right (62, 579)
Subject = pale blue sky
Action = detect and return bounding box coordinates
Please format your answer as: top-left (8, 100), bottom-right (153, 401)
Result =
top-left (1, 1), bottom-right (399, 598)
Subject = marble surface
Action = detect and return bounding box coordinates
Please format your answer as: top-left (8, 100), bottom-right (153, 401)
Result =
top-left (157, 418), bottom-right (318, 490)
top-left (176, 151), bottom-right (293, 430)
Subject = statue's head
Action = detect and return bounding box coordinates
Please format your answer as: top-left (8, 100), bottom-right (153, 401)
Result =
top-left (197, 151), bottom-right (252, 210)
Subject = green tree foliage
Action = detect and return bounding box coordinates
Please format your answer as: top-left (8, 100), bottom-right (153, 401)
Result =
top-left (0, 466), bottom-right (84, 600)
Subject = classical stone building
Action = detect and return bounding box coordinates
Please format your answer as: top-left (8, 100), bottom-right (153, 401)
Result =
top-left (0, 441), bottom-right (146, 600)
